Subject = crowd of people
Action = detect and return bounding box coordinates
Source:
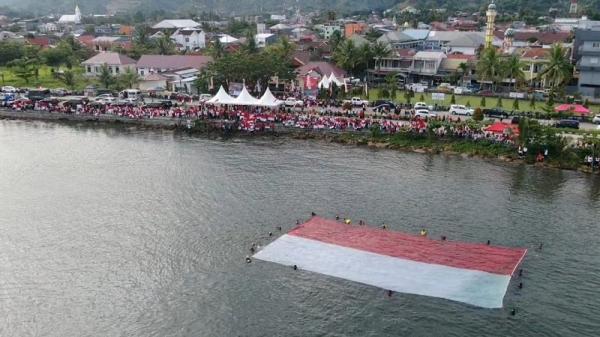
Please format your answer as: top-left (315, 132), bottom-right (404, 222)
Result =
top-left (1, 97), bottom-right (520, 145)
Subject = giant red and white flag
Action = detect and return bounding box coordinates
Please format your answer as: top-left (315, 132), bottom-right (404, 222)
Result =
top-left (254, 217), bottom-right (527, 308)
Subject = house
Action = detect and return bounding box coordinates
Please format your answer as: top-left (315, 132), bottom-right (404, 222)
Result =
top-left (573, 27), bottom-right (600, 98)
top-left (344, 22), bottom-right (367, 38)
top-left (92, 36), bottom-right (130, 52)
top-left (0, 31), bottom-right (24, 43)
top-left (377, 31), bottom-right (425, 50)
top-left (166, 68), bottom-right (200, 93)
top-left (136, 55), bottom-right (213, 76)
top-left (426, 31), bottom-right (488, 55)
top-left (519, 48), bottom-right (551, 88)
top-left (82, 52), bottom-right (136, 76)
top-left (58, 5), bottom-right (82, 25)
top-left (255, 33), bottom-right (277, 48)
top-left (139, 73), bottom-right (169, 91)
top-left (171, 28), bottom-right (206, 51)
top-left (119, 25), bottom-right (135, 36)
top-left (218, 34), bottom-right (240, 45)
top-left (152, 19), bottom-right (200, 30)
top-left (94, 25), bottom-right (114, 36)
top-left (26, 36), bottom-right (52, 49)
top-left (38, 23), bottom-right (58, 33)
top-left (317, 25), bottom-right (342, 39)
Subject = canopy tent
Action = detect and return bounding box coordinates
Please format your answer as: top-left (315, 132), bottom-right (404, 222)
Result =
top-left (484, 122), bottom-right (520, 136)
top-left (234, 86), bottom-right (261, 106)
top-left (328, 73), bottom-right (344, 87)
top-left (554, 104), bottom-right (590, 115)
top-left (317, 76), bottom-right (330, 89)
top-left (257, 87), bottom-right (283, 107)
top-left (206, 86), bottom-right (236, 105)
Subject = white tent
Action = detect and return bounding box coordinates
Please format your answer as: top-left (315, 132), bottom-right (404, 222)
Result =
top-left (328, 73), bottom-right (344, 87)
top-left (257, 87), bottom-right (283, 107)
top-left (206, 86), bottom-right (236, 105)
top-left (233, 86), bottom-right (261, 106)
top-left (317, 76), bottom-right (331, 89)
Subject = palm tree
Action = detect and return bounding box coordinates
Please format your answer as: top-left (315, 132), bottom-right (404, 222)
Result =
top-left (333, 39), bottom-right (358, 76)
top-left (502, 54), bottom-right (526, 91)
top-left (458, 62), bottom-right (469, 86)
top-left (371, 41), bottom-right (391, 72)
top-left (119, 68), bottom-right (140, 89)
top-left (209, 38), bottom-right (224, 59)
top-left (476, 48), bottom-right (503, 92)
top-left (537, 44), bottom-right (573, 93)
top-left (154, 34), bottom-right (176, 55)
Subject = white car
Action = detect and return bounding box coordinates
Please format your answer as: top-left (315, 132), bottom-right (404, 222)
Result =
top-left (284, 97), bottom-right (304, 107)
top-left (95, 96), bottom-right (116, 104)
top-left (415, 109), bottom-right (437, 118)
top-left (1, 86), bottom-right (17, 93)
top-left (199, 94), bottom-right (212, 102)
top-left (414, 102), bottom-right (428, 109)
top-left (449, 104), bottom-right (474, 116)
top-left (593, 115), bottom-right (600, 124)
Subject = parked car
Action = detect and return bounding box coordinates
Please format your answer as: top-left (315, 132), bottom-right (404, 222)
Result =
top-left (371, 100), bottom-right (396, 112)
top-left (483, 108), bottom-right (509, 119)
top-left (199, 94), bottom-right (212, 102)
top-left (343, 97), bottom-right (369, 107)
top-left (414, 102), bottom-right (428, 109)
top-left (449, 104), bottom-right (473, 116)
top-left (453, 87), bottom-right (473, 94)
top-left (284, 97), bottom-right (304, 107)
top-left (1, 86), bottom-right (17, 93)
top-left (592, 115), bottom-right (600, 124)
top-left (415, 109), bottom-right (437, 118)
top-left (555, 119), bottom-right (579, 129)
top-left (144, 100), bottom-right (173, 109)
top-left (406, 83), bottom-right (428, 92)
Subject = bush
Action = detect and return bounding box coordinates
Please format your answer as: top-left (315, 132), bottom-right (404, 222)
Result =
top-left (450, 93), bottom-right (456, 104)
top-left (513, 99), bottom-right (519, 110)
top-left (480, 96), bottom-right (486, 107)
top-left (466, 100), bottom-right (471, 108)
top-left (473, 107), bottom-right (483, 121)
top-left (419, 94), bottom-right (425, 102)
top-left (496, 96), bottom-right (503, 108)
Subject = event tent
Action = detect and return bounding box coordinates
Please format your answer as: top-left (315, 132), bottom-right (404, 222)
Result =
top-left (484, 122), bottom-right (520, 136)
top-left (234, 86), bottom-right (261, 106)
top-left (328, 73), bottom-right (344, 87)
top-left (206, 86), bottom-right (236, 105)
top-left (257, 87), bottom-right (283, 107)
top-left (317, 76), bottom-right (330, 89)
top-left (554, 104), bottom-right (590, 115)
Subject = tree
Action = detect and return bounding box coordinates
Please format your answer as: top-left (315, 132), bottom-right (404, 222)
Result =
top-left (133, 24), bottom-right (152, 48)
top-left (458, 62), bottom-right (469, 85)
top-left (513, 98), bottom-right (520, 110)
top-left (502, 54), bottom-right (525, 91)
top-left (384, 73), bottom-right (397, 99)
top-left (8, 58), bottom-right (37, 84)
top-left (61, 69), bottom-right (77, 89)
top-left (476, 47), bottom-right (503, 92)
top-left (119, 67), bottom-right (139, 89)
top-left (473, 107), bottom-right (484, 121)
top-left (244, 30), bottom-right (258, 54)
top-left (480, 96), bottom-right (486, 107)
top-left (333, 39), bottom-right (359, 76)
top-left (450, 93), bottom-right (456, 104)
top-left (530, 94), bottom-right (536, 110)
top-left (404, 90), bottom-right (412, 104)
top-left (328, 30), bottom-right (343, 51)
top-left (154, 34), bottom-right (176, 55)
top-left (371, 41), bottom-right (391, 72)
top-left (496, 96), bottom-right (503, 108)
top-left (98, 63), bottom-right (114, 88)
top-left (208, 38), bottom-right (224, 59)
top-left (538, 44), bottom-right (573, 94)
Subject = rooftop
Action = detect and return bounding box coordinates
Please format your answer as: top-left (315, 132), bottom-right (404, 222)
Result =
top-left (82, 52), bottom-right (136, 65)
top-left (136, 55), bottom-right (213, 70)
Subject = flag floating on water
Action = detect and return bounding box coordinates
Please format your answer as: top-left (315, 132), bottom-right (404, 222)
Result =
top-left (254, 217), bottom-right (527, 308)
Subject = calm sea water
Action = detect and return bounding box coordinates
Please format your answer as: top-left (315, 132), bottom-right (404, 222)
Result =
top-left (1, 120), bottom-right (599, 337)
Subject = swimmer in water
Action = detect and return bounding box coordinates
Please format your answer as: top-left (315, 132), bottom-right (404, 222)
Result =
top-left (245, 256), bottom-right (252, 263)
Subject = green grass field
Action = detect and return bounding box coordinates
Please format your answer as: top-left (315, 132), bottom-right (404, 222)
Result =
top-left (0, 66), bottom-right (93, 90)
top-left (365, 89), bottom-right (599, 115)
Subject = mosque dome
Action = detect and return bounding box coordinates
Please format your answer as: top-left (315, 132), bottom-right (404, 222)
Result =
top-left (488, 2), bottom-right (497, 10)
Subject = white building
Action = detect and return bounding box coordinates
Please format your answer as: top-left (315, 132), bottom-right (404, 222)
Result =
top-left (171, 28), bottom-right (206, 51)
top-left (58, 5), bottom-right (82, 25)
top-left (152, 19), bottom-right (200, 30)
top-left (82, 52), bottom-right (136, 76)
top-left (255, 33), bottom-right (276, 48)
top-left (318, 25), bottom-right (342, 39)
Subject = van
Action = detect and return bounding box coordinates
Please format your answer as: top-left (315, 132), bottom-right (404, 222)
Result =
top-left (120, 89), bottom-right (141, 101)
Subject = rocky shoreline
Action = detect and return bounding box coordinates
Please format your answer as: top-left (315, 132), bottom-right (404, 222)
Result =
top-left (1, 109), bottom-right (597, 175)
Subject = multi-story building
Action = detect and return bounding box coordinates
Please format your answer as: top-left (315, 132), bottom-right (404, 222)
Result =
top-left (573, 27), bottom-right (600, 98)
